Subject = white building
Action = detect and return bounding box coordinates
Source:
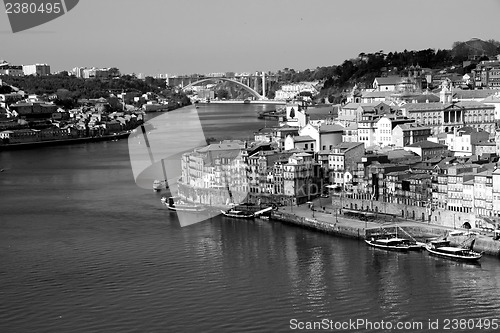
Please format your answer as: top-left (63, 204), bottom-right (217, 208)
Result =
top-left (275, 82), bottom-right (319, 100)
top-left (23, 64), bottom-right (51, 76)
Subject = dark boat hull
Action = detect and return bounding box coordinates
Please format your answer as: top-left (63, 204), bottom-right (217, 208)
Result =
top-left (220, 210), bottom-right (254, 219)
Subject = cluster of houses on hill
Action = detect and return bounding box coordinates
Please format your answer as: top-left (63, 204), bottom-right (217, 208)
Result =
top-left (0, 83), bottom-right (144, 145)
top-left (178, 75), bottom-right (500, 230)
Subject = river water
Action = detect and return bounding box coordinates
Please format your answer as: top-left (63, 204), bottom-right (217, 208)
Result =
top-left (1, 104), bottom-right (500, 333)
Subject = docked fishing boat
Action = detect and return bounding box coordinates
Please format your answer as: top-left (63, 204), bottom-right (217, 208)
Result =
top-left (161, 196), bottom-right (206, 212)
top-left (425, 240), bottom-right (482, 262)
top-left (365, 237), bottom-right (411, 251)
top-left (220, 208), bottom-right (254, 219)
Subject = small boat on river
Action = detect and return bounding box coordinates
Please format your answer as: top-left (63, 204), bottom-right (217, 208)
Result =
top-left (161, 196), bottom-right (206, 212)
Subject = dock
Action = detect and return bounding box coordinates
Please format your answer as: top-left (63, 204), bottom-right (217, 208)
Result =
top-left (269, 205), bottom-right (500, 258)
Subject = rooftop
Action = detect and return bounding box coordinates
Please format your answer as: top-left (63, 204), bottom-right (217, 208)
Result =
top-left (293, 135), bottom-right (315, 143)
top-left (374, 76), bottom-right (403, 85)
top-left (319, 124), bottom-right (344, 133)
top-left (406, 140), bottom-right (448, 149)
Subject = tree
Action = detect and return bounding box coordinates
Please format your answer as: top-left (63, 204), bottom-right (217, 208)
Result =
top-left (215, 89), bottom-right (229, 100)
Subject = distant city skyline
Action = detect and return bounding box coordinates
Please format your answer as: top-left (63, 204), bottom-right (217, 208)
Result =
top-left (1, 0), bottom-right (500, 76)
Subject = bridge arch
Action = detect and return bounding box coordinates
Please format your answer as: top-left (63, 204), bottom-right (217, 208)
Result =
top-left (182, 78), bottom-right (264, 100)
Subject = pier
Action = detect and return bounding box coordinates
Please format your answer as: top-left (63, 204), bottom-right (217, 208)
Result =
top-left (269, 201), bottom-right (500, 257)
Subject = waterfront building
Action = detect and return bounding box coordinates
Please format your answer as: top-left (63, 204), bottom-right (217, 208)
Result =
top-left (247, 151), bottom-right (292, 195)
top-left (180, 141), bottom-right (245, 189)
top-left (351, 153), bottom-right (389, 196)
top-left (446, 168), bottom-right (475, 213)
top-left (386, 171), bottom-right (433, 210)
top-left (327, 142), bottom-right (365, 188)
top-left (364, 163), bottom-right (411, 202)
top-left (492, 168), bottom-right (500, 217)
top-left (22, 64), bottom-right (50, 76)
top-left (283, 152), bottom-right (321, 205)
top-left (474, 170), bottom-right (494, 217)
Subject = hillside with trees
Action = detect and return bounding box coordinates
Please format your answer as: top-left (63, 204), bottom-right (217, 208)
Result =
top-left (2, 73), bottom-right (190, 110)
top-left (277, 38), bottom-right (499, 103)
top-left (4, 73), bottom-right (166, 99)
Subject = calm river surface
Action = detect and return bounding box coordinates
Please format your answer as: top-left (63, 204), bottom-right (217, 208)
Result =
top-left (1, 104), bottom-right (500, 333)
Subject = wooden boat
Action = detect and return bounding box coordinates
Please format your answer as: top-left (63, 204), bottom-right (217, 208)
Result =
top-left (365, 237), bottom-right (410, 251)
top-left (220, 208), bottom-right (254, 219)
top-left (161, 196), bottom-right (206, 212)
top-left (399, 238), bottom-right (426, 251)
top-left (425, 240), bottom-right (482, 262)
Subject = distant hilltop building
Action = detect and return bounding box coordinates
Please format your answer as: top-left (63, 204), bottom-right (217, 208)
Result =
top-left (274, 82), bottom-right (320, 101)
top-left (23, 64), bottom-right (50, 76)
top-left (71, 67), bottom-right (120, 79)
top-left (0, 65), bottom-right (23, 77)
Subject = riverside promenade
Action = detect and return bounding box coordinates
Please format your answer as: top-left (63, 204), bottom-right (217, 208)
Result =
top-left (271, 197), bottom-right (500, 257)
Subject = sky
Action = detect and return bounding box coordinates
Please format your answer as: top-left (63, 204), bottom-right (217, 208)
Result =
top-left (1, 0), bottom-right (500, 76)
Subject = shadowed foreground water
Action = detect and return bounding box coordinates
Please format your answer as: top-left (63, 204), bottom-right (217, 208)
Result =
top-left (1, 105), bottom-right (500, 333)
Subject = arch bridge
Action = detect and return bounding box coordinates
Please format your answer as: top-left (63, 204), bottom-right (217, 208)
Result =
top-left (182, 77), bottom-right (266, 100)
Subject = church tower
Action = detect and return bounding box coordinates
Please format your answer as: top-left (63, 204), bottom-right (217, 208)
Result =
top-left (439, 79), bottom-right (452, 103)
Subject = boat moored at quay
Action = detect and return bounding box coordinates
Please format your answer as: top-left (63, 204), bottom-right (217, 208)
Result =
top-left (220, 208), bottom-right (255, 219)
top-left (425, 240), bottom-right (482, 262)
top-left (365, 237), bottom-right (411, 251)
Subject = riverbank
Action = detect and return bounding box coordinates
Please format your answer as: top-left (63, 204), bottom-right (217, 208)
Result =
top-left (270, 198), bottom-right (500, 258)
top-left (0, 130), bottom-right (132, 151)
top-left (199, 100), bottom-right (285, 105)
